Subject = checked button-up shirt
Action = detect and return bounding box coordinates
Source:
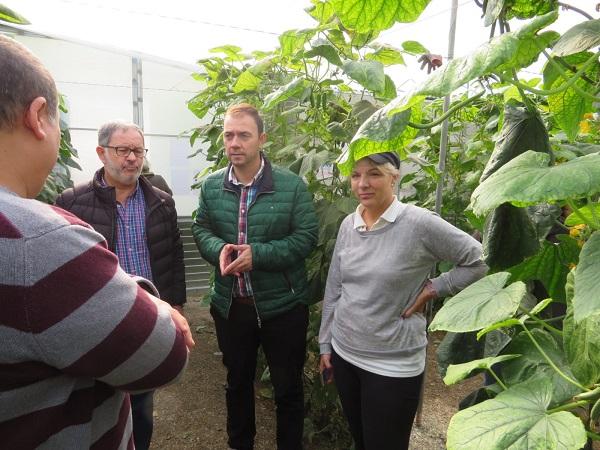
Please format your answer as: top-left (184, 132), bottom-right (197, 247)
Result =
top-left (102, 177), bottom-right (153, 283)
top-left (229, 158), bottom-right (265, 298)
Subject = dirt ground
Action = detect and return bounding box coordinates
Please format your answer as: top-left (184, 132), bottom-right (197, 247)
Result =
top-left (150, 299), bottom-right (482, 450)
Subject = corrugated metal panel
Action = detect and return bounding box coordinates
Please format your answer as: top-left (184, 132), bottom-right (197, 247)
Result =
top-left (178, 217), bottom-right (212, 296)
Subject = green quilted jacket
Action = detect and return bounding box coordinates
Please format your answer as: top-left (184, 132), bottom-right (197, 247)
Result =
top-left (191, 157), bottom-right (318, 320)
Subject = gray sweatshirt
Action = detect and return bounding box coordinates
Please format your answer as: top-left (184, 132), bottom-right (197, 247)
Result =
top-left (319, 202), bottom-right (487, 359)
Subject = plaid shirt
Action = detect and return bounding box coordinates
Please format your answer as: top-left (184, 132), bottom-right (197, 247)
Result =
top-left (104, 178), bottom-right (153, 282)
top-left (229, 158), bottom-right (265, 298)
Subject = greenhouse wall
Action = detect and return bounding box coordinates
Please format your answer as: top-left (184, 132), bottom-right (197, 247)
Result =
top-left (1, 28), bottom-right (207, 216)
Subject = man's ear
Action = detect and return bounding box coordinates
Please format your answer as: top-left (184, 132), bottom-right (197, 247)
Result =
top-left (23, 97), bottom-right (49, 140)
top-left (96, 145), bottom-right (107, 163)
top-left (259, 132), bottom-right (267, 147)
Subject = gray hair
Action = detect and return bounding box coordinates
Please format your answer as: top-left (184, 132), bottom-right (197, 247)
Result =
top-left (97, 121), bottom-right (144, 146)
top-left (0, 35), bottom-right (58, 131)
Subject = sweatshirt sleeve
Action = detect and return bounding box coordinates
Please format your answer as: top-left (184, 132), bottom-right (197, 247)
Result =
top-left (419, 211), bottom-right (488, 297)
top-left (25, 215), bottom-right (188, 392)
top-left (318, 215), bottom-right (351, 354)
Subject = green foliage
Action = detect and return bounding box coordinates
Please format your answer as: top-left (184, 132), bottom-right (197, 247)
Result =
top-left (186, 0), bottom-right (600, 447)
top-left (447, 378), bottom-right (587, 450)
top-left (0, 3), bottom-right (29, 24)
top-left (430, 272), bottom-right (526, 333)
top-left (444, 354), bottom-right (520, 385)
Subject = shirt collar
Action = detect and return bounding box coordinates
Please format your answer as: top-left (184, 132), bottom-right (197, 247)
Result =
top-left (100, 175), bottom-right (141, 200)
top-left (229, 154), bottom-right (265, 187)
top-left (353, 196), bottom-right (402, 230)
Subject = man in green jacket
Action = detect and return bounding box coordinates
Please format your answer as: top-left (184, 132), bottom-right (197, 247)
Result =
top-left (192, 103), bottom-right (318, 450)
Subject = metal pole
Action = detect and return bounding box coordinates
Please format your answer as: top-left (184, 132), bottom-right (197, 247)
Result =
top-left (434, 0), bottom-right (458, 215)
top-left (132, 56), bottom-right (144, 129)
top-left (416, 0), bottom-right (459, 429)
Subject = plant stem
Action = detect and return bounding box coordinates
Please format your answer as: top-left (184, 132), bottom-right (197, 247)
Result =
top-left (528, 314), bottom-right (563, 337)
top-left (518, 305), bottom-right (563, 337)
top-left (521, 324), bottom-right (587, 391)
top-left (547, 400), bottom-right (590, 414)
top-left (499, 52), bottom-right (600, 100)
top-left (488, 368), bottom-right (508, 390)
top-left (557, 2), bottom-right (595, 20)
top-left (511, 68), bottom-right (535, 113)
top-left (587, 430), bottom-right (600, 441)
top-left (554, 219), bottom-right (570, 232)
top-left (541, 49), bottom-right (600, 100)
top-left (408, 91), bottom-right (485, 129)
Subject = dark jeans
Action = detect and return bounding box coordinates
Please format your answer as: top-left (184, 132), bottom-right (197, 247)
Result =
top-left (131, 391), bottom-right (154, 450)
top-left (331, 351), bottom-right (423, 450)
top-left (211, 302), bottom-right (309, 450)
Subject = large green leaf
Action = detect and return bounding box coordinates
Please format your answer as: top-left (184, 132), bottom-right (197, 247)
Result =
top-left (565, 204), bottom-right (600, 227)
top-left (470, 152), bottom-right (600, 217)
top-left (209, 45), bottom-right (245, 61)
top-left (305, 0), bottom-right (335, 23)
top-left (484, 0), bottom-right (504, 27)
top-left (508, 235), bottom-right (580, 303)
top-left (542, 52), bottom-right (591, 90)
top-left (495, 31), bottom-right (559, 73)
top-left (444, 354), bottom-right (520, 386)
top-left (401, 40), bottom-right (429, 55)
top-left (482, 204), bottom-right (540, 271)
top-left (337, 102), bottom-right (421, 175)
top-left (0, 4), bottom-right (29, 24)
top-left (342, 60), bottom-right (385, 93)
top-left (573, 231), bottom-right (600, 323)
top-left (386, 11), bottom-right (558, 115)
top-left (279, 29), bottom-right (315, 58)
top-left (429, 273), bottom-right (526, 333)
top-left (502, 329), bottom-right (580, 405)
top-left (447, 378), bottom-right (586, 450)
top-left (547, 57), bottom-right (598, 141)
top-left (564, 270), bottom-right (600, 386)
top-left (504, 0), bottom-right (556, 20)
top-left (436, 329), bottom-right (512, 378)
top-left (262, 77), bottom-right (307, 111)
top-left (330, 0), bottom-right (432, 33)
top-left (233, 70), bottom-right (262, 93)
top-left (365, 43), bottom-right (405, 66)
top-left (553, 19), bottom-right (600, 57)
top-left (305, 38), bottom-right (343, 66)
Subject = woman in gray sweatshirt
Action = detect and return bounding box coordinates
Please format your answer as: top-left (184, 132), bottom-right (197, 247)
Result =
top-left (318, 152), bottom-right (487, 450)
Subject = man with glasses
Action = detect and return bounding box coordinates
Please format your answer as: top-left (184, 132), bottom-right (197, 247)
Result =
top-left (56, 121), bottom-right (186, 450)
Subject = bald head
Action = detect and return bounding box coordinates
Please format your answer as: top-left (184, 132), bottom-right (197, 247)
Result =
top-left (0, 34), bottom-right (58, 131)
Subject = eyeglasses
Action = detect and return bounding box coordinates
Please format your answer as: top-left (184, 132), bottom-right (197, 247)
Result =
top-left (104, 146), bottom-right (148, 158)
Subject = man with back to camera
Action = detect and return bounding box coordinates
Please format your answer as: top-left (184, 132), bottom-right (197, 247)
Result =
top-left (0, 34), bottom-right (194, 449)
top-left (55, 120), bottom-right (186, 449)
top-left (192, 103), bottom-right (318, 450)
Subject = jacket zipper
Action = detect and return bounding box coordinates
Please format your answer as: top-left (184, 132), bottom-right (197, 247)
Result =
top-left (283, 272), bottom-right (295, 294)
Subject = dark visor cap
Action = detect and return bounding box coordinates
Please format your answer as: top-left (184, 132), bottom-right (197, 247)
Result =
top-left (366, 152), bottom-right (400, 169)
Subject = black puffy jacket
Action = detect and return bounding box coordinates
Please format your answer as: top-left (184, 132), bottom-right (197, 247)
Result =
top-left (55, 168), bottom-right (186, 306)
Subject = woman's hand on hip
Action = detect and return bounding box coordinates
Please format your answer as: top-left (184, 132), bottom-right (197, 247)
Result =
top-left (402, 283), bottom-right (437, 318)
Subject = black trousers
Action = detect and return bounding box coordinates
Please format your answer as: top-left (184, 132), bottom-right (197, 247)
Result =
top-left (130, 391), bottom-right (154, 450)
top-left (211, 302), bottom-right (309, 450)
top-left (331, 351), bottom-right (424, 450)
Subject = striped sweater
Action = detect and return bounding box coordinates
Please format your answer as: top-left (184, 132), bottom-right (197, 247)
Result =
top-left (0, 187), bottom-right (189, 449)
